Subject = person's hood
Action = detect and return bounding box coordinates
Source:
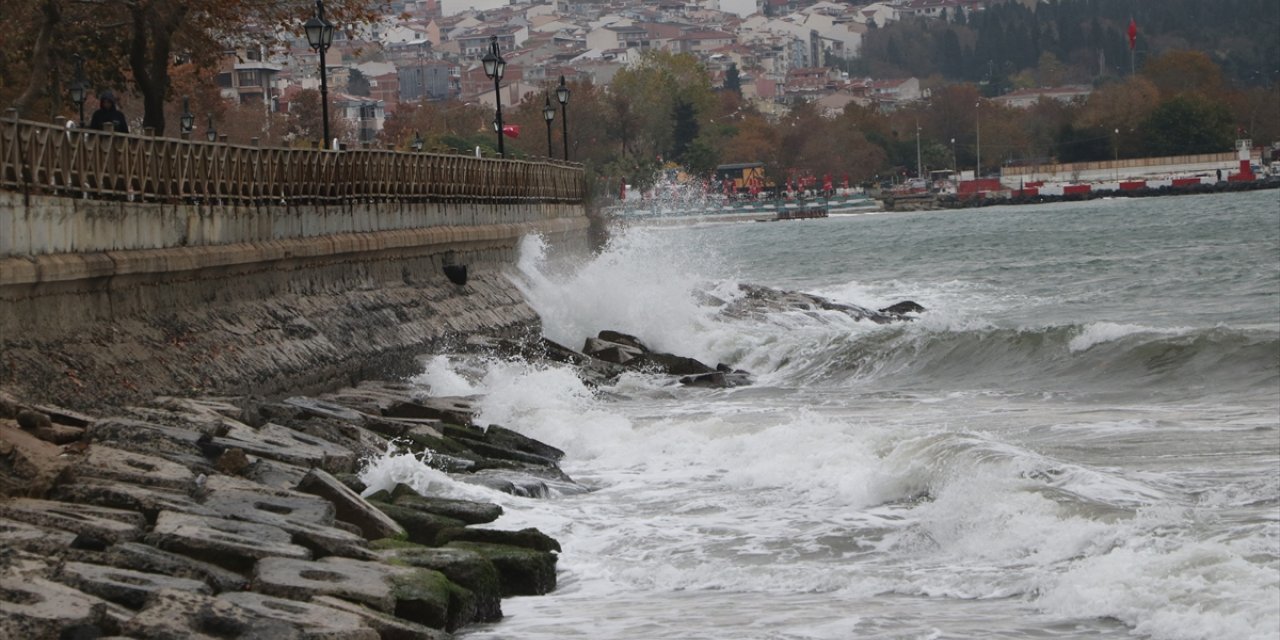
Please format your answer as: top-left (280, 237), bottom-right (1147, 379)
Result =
top-left (99, 90), bottom-right (116, 106)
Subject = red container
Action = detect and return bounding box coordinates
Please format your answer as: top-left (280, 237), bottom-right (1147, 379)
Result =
top-left (1063, 184), bottom-right (1091, 195)
top-left (1119, 181), bottom-right (1146, 191)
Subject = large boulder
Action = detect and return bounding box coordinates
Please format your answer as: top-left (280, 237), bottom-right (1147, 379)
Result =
top-left (444, 541), bottom-right (558, 597)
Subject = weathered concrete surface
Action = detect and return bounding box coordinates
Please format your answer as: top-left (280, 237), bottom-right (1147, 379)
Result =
top-left (297, 468), bottom-right (405, 541)
top-left (0, 498), bottom-right (146, 544)
top-left (147, 511), bottom-right (312, 570)
top-left (218, 592), bottom-right (381, 640)
top-left (58, 561), bottom-right (212, 609)
top-left (0, 575), bottom-right (115, 639)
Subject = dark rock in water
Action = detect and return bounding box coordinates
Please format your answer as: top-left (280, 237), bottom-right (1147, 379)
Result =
top-left (722, 283), bottom-right (903, 324)
top-left (879, 300), bottom-right (926, 315)
top-left (434, 527), bottom-right (561, 553)
top-left (481, 425), bottom-right (565, 462)
top-left (597, 330), bottom-right (649, 352)
top-left (444, 541), bottom-right (558, 597)
top-left (629, 352), bottom-right (717, 376)
top-left (582, 337), bottom-right (643, 365)
top-left (387, 486), bottom-right (503, 525)
top-left (383, 397), bottom-right (477, 428)
top-left (679, 370), bottom-right (754, 389)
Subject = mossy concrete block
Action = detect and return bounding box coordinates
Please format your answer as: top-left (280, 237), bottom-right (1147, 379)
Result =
top-left (368, 501), bottom-right (465, 546)
top-left (387, 566), bottom-right (476, 631)
top-left (435, 526), bottom-right (561, 553)
top-left (311, 595), bottom-right (450, 640)
top-left (389, 485), bottom-right (503, 525)
top-left (445, 541), bottom-right (558, 596)
top-left (379, 546), bottom-right (503, 622)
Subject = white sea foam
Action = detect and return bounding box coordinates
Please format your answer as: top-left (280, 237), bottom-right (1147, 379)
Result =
top-left (1067, 321), bottom-right (1194, 353)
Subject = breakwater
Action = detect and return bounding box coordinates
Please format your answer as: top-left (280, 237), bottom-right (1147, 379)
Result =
top-left (0, 115), bottom-right (598, 637)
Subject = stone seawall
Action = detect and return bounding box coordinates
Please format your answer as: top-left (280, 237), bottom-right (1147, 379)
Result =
top-left (1, 195), bottom-right (591, 409)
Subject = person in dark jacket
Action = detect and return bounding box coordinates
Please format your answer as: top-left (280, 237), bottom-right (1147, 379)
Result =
top-left (88, 91), bottom-right (129, 133)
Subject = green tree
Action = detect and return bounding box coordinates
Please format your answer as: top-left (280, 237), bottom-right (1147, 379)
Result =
top-left (1142, 96), bottom-right (1233, 156)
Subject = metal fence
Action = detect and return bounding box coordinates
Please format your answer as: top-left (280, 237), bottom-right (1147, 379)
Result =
top-left (0, 115), bottom-right (584, 204)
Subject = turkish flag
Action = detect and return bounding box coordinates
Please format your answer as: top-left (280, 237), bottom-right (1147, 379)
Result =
top-left (1127, 18), bottom-right (1138, 50)
top-left (502, 124), bottom-right (520, 138)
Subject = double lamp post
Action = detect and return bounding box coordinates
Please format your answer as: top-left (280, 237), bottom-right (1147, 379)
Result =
top-left (542, 77), bottom-right (571, 160)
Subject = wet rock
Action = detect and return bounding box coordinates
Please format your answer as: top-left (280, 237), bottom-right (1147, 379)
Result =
top-left (386, 563), bottom-right (477, 630)
top-left (444, 541), bottom-right (558, 596)
top-left (435, 527), bottom-right (562, 553)
top-left (0, 576), bottom-right (115, 640)
top-left (147, 511), bottom-right (311, 572)
top-left (631, 352), bottom-right (717, 376)
top-left (367, 501), bottom-right (465, 546)
top-left (74, 445), bottom-right (195, 490)
top-left (282, 396), bottom-right (366, 425)
top-left (389, 485), bottom-right (503, 525)
top-left (582, 337), bottom-right (643, 365)
top-left (58, 561), bottom-right (212, 609)
top-left (597, 330), bottom-right (650, 352)
top-left (104, 542), bottom-right (248, 592)
top-left (296, 468), bottom-right (406, 541)
top-left (0, 422), bottom-right (69, 498)
top-left (453, 469), bottom-right (550, 498)
top-left (382, 397), bottom-right (477, 427)
top-left (378, 546), bottom-right (503, 623)
top-left (121, 588), bottom-right (302, 639)
top-left (311, 595), bottom-right (450, 640)
top-left (218, 592), bottom-right (380, 640)
top-left (879, 300), bottom-right (926, 315)
top-left (679, 370), bottom-right (754, 389)
top-left (477, 425), bottom-right (565, 462)
top-left (243, 458), bottom-right (313, 491)
top-left (0, 499), bottom-right (146, 544)
top-left (724, 283), bottom-right (898, 324)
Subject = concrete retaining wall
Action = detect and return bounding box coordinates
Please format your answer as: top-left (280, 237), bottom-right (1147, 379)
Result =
top-left (0, 192), bottom-right (591, 408)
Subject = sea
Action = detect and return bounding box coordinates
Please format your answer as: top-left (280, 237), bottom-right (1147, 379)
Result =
top-left (361, 189), bottom-right (1280, 640)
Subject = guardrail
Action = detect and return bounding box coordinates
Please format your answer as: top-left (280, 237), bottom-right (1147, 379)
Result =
top-left (0, 115), bottom-right (584, 204)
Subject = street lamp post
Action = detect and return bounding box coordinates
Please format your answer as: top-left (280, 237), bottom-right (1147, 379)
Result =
top-left (180, 97), bottom-right (195, 139)
top-left (974, 101), bottom-right (982, 179)
top-left (543, 93), bottom-right (556, 158)
top-left (205, 113), bottom-right (217, 143)
top-left (1113, 128), bottom-right (1120, 179)
top-left (915, 119), bottom-right (922, 182)
top-left (69, 54), bottom-right (87, 128)
top-left (556, 75), bottom-right (570, 161)
top-left (950, 137), bottom-right (957, 175)
top-left (304, 0), bottom-right (335, 149)
top-left (482, 36), bottom-right (507, 157)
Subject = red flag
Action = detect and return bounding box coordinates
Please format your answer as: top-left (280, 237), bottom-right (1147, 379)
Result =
top-left (1126, 18), bottom-right (1137, 51)
top-left (502, 124), bottom-right (521, 138)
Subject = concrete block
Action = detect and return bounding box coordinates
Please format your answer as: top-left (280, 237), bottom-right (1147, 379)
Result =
top-left (0, 517), bottom-right (77, 555)
top-left (0, 576), bottom-right (112, 639)
top-left (310, 595), bottom-right (450, 640)
top-left (0, 498), bottom-right (146, 544)
top-left (75, 445), bottom-right (195, 490)
top-left (148, 511), bottom-right (311, 571)
top-left (218, 592), bottom-right (380, 640)
top-left (52, 479), bottom-right (218, 520)
top-left (445, 541), bottom-right (558, 596)
top-left (253, 556), bottom-right (399, 612)
top-left (296, 468), bottom-right (405, 541)
top-left (378, 546), bottom-right (503, 623)
top-left (214, 422), bottom-right (355, 472)
top-left (122, 588), bottom-right (303, 639)
top-left (105, 542), bottom-right (249, 592)
top-left (59, 561), bottom-right (212, 609)
top-left (202, 486), bottom-right (374, 560)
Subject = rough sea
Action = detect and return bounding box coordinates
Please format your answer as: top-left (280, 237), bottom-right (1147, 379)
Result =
top-left (362, 189), bottom-right (1280, 640)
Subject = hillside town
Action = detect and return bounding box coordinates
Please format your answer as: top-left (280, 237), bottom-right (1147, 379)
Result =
top-left (228, 0), bottom-right (1003, 144)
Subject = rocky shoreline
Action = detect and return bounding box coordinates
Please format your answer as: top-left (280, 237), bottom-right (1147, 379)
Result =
top-left (1, 283), bottom-right (920, 638)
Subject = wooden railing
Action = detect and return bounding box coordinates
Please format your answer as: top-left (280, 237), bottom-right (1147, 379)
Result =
top-left (0, 115), bottom-right (584, 204)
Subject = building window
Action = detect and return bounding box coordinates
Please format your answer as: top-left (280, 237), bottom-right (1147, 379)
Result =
top-left (238, 70), bottom-right (260, 87)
